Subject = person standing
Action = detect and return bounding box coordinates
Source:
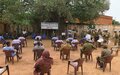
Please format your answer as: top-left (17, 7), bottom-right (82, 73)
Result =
top-left (22, 30), bottom-right (27, 37)
top-left (113, 31), bottom-right (118, 46)
top-left (102, 29), bottom-right (110, 44)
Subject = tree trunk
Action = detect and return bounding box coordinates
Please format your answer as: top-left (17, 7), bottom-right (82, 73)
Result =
top-left (32, 23), bottom-right (41, 33)
top-left (58, 17), bottom-right (66, 36)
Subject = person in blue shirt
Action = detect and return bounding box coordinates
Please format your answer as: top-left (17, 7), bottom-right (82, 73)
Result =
top-left (3, 41), bottom-right (22, 59)
top-left (0, 35), bottom-right (7, 47)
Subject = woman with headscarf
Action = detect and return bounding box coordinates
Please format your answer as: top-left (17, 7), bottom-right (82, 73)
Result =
top-left (34, 50), bottom-right (53, 75)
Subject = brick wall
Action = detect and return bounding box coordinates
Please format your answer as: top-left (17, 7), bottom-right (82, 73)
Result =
top-left (94, 15), bottom-right (112, 25)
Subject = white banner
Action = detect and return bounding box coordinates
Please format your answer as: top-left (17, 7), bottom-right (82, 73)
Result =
top-left (41, 22), bottom-right (58, 29)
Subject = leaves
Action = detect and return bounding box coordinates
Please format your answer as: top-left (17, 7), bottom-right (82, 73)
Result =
top-left (0, 0), bottom-right (110, 26)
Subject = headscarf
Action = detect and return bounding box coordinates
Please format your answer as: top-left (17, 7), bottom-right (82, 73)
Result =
top-left (42, 50), bottom-right (50, 58)
top-left (34, 50), bottom-right (53, 74)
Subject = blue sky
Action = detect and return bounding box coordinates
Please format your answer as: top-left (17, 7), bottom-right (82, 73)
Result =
top-left (105, 0), bottom-right (120, 22)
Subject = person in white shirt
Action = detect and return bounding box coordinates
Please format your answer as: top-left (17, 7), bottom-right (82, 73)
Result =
top-left (55, 37), bottom-right (64, 46)
top-left (22, 30), bottom-right (27, 37)
top-left (52, 36), bottom-right (58, 41)
top-left (71, 38), bottom-right (79, 43)
top-left (18, 35), bottom-right (27, 47)
top-left (34, 38), bottom-right (42, 46)
top-left (33, 42), bottom-right (44, 51)
top-left (66, 35), bottom-right (73, 44)
top-left (18, 36), bottom-right (25, 40)
top-left (97, 35), bottom-right (104, 47)
top-left (55, 38), bottom-right (64, 43)
top-left (22, 30), bottom-right (27, 35)
top-left (51, 36), bottom-right (58, 46)
top-left (35, 35), bottom-right (42, 41)
top-left (71, 37), bottom-right (79, 47)
top-left (85, 33), bottom-right (91, 41)
top-left (12, 38), bottom-right (21, 44)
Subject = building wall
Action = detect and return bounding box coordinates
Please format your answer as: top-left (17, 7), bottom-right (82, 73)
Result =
top-left (94, 15), bottom-right (112, 25)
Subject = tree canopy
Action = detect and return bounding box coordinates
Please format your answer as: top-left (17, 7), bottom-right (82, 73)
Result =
top-left (0, 0), bottom-right (110, 29)
top-left (112, 19), bottom-right (120, 25)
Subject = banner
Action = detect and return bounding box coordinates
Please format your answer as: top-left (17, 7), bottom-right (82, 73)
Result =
top-left (41, 22), bottom-right (58, 29)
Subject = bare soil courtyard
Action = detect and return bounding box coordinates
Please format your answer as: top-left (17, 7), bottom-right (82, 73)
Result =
top-left (0, 40), bottom-right (120, 75)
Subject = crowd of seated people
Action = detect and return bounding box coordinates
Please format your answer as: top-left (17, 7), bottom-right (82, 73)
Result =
top-left (0, 29), bottom-right (118, 75)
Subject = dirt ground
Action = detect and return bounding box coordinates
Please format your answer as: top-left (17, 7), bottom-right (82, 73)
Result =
top-left (0, 40), bottom-right (120, 75)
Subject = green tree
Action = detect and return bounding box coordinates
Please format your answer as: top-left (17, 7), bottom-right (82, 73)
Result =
top-left (70, 0), bottom-right (110, 24)
top-left (112, 19), bottom-right (120, 25)
top-left (0, 0), bottom-right (110, 33)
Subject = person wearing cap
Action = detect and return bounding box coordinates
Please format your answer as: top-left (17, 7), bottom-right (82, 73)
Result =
top-left (113, 31), bottom-right (118, 46)
top-left (96, 45), bottom-right (112, 68)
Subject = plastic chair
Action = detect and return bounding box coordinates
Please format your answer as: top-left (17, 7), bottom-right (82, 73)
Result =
top-left (0, 65), bottom-right (9, 75)
top-left (81, 50), bottom-right (93, 62)
top-left (67, 58), bottom-right (84, 75)
top-left (0, 39), bottom-right (6, 47)
top-left (12, 43), bottom-right (22, 54)
top-left (96, 55), bottom-right (114, 72)
top-left (54, 42), bottom-right (63, 51)
top-left (60, 48), bottom-right (70, 60)
top-left (111, 46), bottom-right (119, 56)
top-left (20, 39), bottom-right (27, 47)
top-left (71, 42), bottom-right (78, 50)
top-left (33, 49), bottom-right (44, 61)
top-left (3, 50), bottom-right (19, 64)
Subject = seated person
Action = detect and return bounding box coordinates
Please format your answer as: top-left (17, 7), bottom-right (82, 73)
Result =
top-left (51, 36), bottom-right (58, 46)
top-left (35, 34), bottom-right (42, 41)
top-left (18, 35), bottom-right (26, 47)
top-left (33, 42), bottom-right (44, 51)
top-left (96, 45), bottom-right (111, 68)
top-left (55, 37), bottom-right (64, 43)
top-left (12, 37), bottom-right (21, 44)
top-left (60, 41), bottom-right (71, 59)
top-left (55, 37), bottom-right (64, 48)
top-left (0, 35), bottom-right (7, 46)
top-left (18, 35), bottom-right (26, 40)
top-left (52, 36), bottom-right (58, 41)
top-left (34, 50), bottom-right (53, 75)
top-left (3, 41), bottom-right (22, 59)
top-left (71, 37), bottom-right (79, 47)
top-left (33, 42), bottom-right (44, 60)
top-left (34, 38), bottom-right (42, 46)
top-left (66, 35), bottom-right (73, 44)
top-left (0, 35), bottom-right (4, 40)
top-left (60, 41), bottom-right (71, 51)
top-left (80, 41), bottom-right (96, 58)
